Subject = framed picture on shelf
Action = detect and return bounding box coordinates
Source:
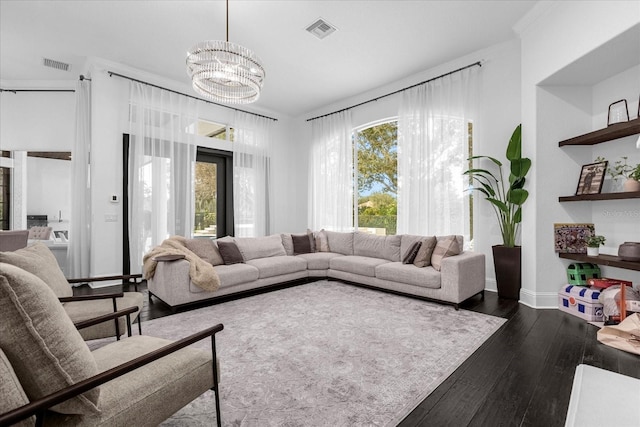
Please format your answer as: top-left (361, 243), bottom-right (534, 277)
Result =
top-left (575, 161), bottom-right (607, 195)
top-left (554, 223), bottom-right (595, 253)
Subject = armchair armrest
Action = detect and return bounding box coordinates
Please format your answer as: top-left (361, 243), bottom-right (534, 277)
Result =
top-left (0, 323), bottom-right (225, 426)
top-left (59, 292), bottom-right (124, 303)
top-left (74, 306), bottom-right (139, 333)
top-left (67, 274), bottom-right (143, 292)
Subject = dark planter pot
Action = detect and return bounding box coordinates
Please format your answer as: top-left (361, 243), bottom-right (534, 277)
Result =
top-left (492, 245), bottom-right (522, 300)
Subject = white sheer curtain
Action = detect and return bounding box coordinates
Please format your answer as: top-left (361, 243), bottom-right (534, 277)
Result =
top-left (67, 79), bottom-right (91, 278)
top-left (397, 66), bottom-right (479, 239)
top-left (233, 111), bottom-right (273, 237)
top-left (128, 82), bottom-right (199, 273)
top-left (309, 111), bottom-right (354, 231)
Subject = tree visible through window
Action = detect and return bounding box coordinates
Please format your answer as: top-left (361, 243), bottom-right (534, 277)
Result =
top-left (356, 121), bottom-right (398, 235)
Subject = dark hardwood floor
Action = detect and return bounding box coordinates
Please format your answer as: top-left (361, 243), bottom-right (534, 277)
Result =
top-left (76, 280), bottom-right (640, 426)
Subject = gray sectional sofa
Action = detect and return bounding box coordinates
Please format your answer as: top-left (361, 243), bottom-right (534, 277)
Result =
top-left (147, 231), bottom-right (485, 310)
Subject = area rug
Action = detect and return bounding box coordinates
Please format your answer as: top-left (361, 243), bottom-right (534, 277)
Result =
top-left (101, 281), bottom-right (506, 426)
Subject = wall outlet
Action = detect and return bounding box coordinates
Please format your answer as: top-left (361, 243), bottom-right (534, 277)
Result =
top-left (110, 194), bottom-right (119, 203)
top-left (104, 214), bottom-right (118, 222)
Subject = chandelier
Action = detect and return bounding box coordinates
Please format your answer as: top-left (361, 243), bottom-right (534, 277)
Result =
top-left (186, 0), bottom-right (265, 104)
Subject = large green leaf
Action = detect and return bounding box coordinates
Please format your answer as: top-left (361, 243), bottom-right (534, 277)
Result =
top-left (468, 155), bottom-right (503, 167)
top-left (513, 207), bottom-right (522, 224)
top-left (505, 124), bottom-right (522, 161)
top-left (510, 157), bottom-right (531, 179)
top-left (463, 168), bottom-right (500, 183)
top-left (507, 188), bottom-right (529, 206)
top-left (487, 198), bottom-right (508, 213)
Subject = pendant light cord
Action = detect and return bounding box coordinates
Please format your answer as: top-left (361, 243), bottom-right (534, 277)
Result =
top-left (226, 0), bottom-right (229, 42)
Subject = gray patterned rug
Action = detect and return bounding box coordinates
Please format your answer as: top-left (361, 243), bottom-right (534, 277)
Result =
top-left (111, 281), bottom-right (505, 426)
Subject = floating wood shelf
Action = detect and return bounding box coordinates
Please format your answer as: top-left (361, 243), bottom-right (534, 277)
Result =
top-left (558, 118), bottom-right (640, 146)
top-left (559, 253), bottom-right (640, 272)
top-left (559, 191), bottom-right (640, 202)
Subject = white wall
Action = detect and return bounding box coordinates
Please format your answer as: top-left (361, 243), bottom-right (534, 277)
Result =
top-left (295, 39), bottom-right (523, 291)
top-left (517, 1), bottom-right (640, 307)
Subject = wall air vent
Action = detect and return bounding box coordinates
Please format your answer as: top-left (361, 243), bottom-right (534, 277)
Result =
top-left (43, 57), bottom-right (71, 72)
top-left (305, 18), bottom-right (337, 40)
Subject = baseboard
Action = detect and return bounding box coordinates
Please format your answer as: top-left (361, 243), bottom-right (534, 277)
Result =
top-left (485, 278), bottom-right (497, 293)
top-left (519, 288), bottom-right (558, 309)
top-left (485, 277), bottom-right (558, 309)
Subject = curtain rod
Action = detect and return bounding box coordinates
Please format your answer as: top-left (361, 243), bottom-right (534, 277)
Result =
top-left (306, 61), bottom-right (482, 122)
top-left (0, 89), bottom-right (75, 93)
top-left (107, 71), bottom-right (278, 122)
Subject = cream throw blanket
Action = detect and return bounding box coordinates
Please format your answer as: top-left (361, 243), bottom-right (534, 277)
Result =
top-left (143, 236), bottom-right (220, 292)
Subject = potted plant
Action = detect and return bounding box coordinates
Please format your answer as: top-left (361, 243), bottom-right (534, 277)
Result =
top-left (463, 124), bottom-right (530, 299)
top-left (607, 156), bottom-right (640, 192)
top-left (586, 235), bottom-right (606, 256)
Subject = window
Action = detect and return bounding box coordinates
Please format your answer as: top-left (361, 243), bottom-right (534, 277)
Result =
top-left (355, 121), bottom-right (398, 235)
top-left (194, 148), bottom-right (233, 239)
top-left (353, 119), bottom-right (473, 240)
top-left (196, 119), bottom-right (234, 142)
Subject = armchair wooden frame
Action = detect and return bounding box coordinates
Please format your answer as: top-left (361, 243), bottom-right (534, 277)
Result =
top-left (0, 306), bottom-right (224, 427)
top-left (65, 273), bottom-right (144, 336)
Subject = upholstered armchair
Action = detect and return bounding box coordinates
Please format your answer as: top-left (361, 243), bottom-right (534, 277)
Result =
top-left (0, 242), bottom-right (145, 340)
top-left (0, 262), bottom-right (223, 426)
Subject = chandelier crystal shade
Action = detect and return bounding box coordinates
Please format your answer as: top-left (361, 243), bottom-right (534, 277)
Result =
top-left (186, 40), bottom-right (265, 104)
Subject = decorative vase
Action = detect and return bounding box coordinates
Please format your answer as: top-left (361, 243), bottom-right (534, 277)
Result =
top-left (492, 245), bottom-right (521, 300)
top-left (622, 178), bottom-right (640, 192)
top-left (587, 247), bottom-right (599, 256)
top-left (618, 242), bottom-right (640, 262)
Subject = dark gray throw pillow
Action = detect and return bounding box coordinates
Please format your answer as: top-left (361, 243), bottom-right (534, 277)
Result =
top-left (402, 241), bottom-right (422, 264)
top-left (292, 234), bottom-right (312, 255)
top-left (217, 241), bottom-right (244, 265)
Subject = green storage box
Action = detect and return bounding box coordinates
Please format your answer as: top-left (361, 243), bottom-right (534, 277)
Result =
top-left (566, 263), bottom-right (601, 286)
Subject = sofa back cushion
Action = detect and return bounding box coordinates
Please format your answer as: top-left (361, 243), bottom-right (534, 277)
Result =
top-left (184, 238), bottom-right (224, 266)
top-left (0, 242), bottom-right (72, 298)
top-left (324, 231), bottom-right (354, 255)
top-left (0, 263), bottom-right (101, 415)
top-left (235, 234), bottom-right (287, 261)
top-left (353, 233), bottom-right (401, 261)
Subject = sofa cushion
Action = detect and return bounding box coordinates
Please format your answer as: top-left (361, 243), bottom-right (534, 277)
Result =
top-left (0, 348), bottom-right (35, 426)
top-left (314, 229), bottom-right (330, 252)
top-left (353, 233), bottom-right (401, 262)
top-left (80, 335), bottom-right (213, 426)
top-left (246, 256), bottom-right (308, 279)
top-left (211, 263), bottom-right (260, 288)
top-left (402, 241), bottom-right (422, 264)
top-left (431, 236), bottom-right (461, 271)
top-left (0, 263), bottom-right (101, 415)
top-left (0, 242), bottom-right (72, 298)
top-left (217, 241), bottom-right (244, 265)
top-left (413, 236), bottom-right (437, 267)
top-left (184, 238), bottom-right (224, 266)
top-left (325, 231), bottom-right (353, 255)
top-left (330, 255), bottom-right (390, 277)
top-left (281, 233), bottom-right (294, 256)
top-left (306, 229), bottom-right (317, 252)
top-left (296, 252), bottom-right (344, 270)
top-left (375, 262), bottom-right (442, 289)
top-left (235, 235), bottom-right (286, 261)
top-left (292, 234), bottom-right (312, 255)
top-left (401, 234), bottom-right (463, 260)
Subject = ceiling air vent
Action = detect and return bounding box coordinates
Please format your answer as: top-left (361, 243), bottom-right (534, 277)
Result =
top-left (306, 18), bottom-right (337, 40)
top-left (43, 57), bottom-right (71, 72)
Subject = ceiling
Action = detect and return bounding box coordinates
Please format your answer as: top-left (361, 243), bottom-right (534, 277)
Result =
top-left (0, 0), bottom-right (537, 117)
